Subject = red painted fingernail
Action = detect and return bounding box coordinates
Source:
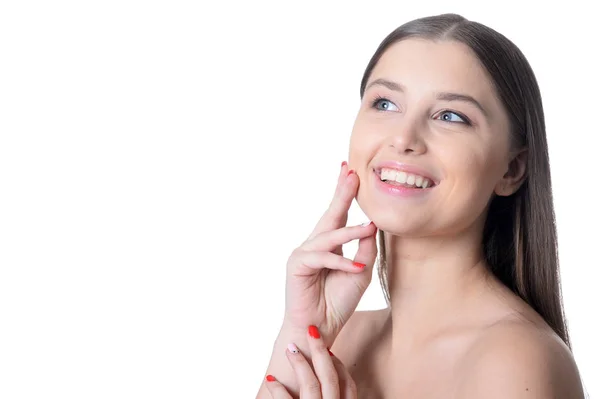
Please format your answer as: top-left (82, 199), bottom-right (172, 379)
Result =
top-left (353, 262), bottom-right (366, 268)
top-left (266, 374), bottom-right (276, 382)
top-left (328, 348), bottom-right (334, 356)
top-left (308, 325), bottom-right (320, 339)
top-left (347, 169), bottom-right (355, 176)
top-left (341, 161), bottom-right (347, 167)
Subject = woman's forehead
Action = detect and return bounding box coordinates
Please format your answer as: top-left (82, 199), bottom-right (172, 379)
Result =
top-left (368, 39), bottom-right (496, 98)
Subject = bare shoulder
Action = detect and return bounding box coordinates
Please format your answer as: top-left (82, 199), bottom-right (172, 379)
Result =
top-left (456, 317), bottom-right (584, 398)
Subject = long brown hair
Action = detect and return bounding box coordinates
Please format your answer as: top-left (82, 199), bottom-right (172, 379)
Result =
top-left (360, 13), bottom-right (570, 348)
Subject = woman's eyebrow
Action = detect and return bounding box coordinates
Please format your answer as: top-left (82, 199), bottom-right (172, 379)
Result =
top-left (366, 78), bottom-right (407, 93)
top-left (436, 92), bottom-right (489, 119)
top-left (366, 78), bottom-right (489, 119)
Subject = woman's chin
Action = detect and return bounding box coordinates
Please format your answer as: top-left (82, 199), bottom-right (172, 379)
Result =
top-left (374, 222), bottom-right (432, 238)
top-left (356, 192), bottom-right (441, 236)
top-left (365, 211), bottom-right (433, 237)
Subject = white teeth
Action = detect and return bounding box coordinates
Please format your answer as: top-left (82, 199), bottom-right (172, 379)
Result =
top-left (415, 175), bottom-right (424, 187)
top-left (379, 168), bottom-right (433, 188)
top-left (396, 171), bottom-right (407, 184)
top-left (380, 168), bottom-right (396, 181)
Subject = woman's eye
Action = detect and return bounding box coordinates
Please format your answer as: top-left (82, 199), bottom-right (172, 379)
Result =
top-left (436, 110), bottom-right (470, 125)
top-left (369, 97), bottom-right (471, 126)
top-left (371, 97), bottom-right (399, 112)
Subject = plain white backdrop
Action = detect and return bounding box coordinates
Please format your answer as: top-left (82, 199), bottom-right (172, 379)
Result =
top-left (1, 1), bottom-right (598, 398)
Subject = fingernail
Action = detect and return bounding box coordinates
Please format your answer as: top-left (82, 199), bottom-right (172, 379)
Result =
top-left (308, 325), bottom-right (320, 339)
top-left (341, 161), bottom-right (347, 168)
top-left (347, 169), bottom-right (355, 176)
top-left (287, 343), bottom-right (299, 353)
top-left (360, 220), bottom-right (373, 227)
top-left (328, 348), bottom-right (334, 356)
top-left (266, 374), bottom-right (276, 382)
top-left (353, 262), bottom-right (366, 268)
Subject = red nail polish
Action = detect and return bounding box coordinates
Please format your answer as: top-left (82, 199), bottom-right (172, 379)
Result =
top-left (308, 325), bottom-right (320, 339)
top-left (347, 169), bottom-right (355, 176)
top-left (341, 161), bottom-right (347, 167)
top-left (353, 262), bottom-right (366, 268)
top-left (266, 375), bottom-right (276, 382)
top-left (328, 349), bottom-right (334, 356)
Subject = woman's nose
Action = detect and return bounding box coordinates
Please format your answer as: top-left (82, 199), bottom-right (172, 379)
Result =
top-left (385, 117), bottom-right (427, 155)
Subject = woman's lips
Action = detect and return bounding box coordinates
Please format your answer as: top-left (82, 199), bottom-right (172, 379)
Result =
top-left (372, 160), bottom-right (440, 185)
top-left (372, 169), bottom-right (436, 198)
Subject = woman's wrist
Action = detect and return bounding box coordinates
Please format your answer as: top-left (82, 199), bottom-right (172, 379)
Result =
top-left (257, 324), bottom-right (308, 398)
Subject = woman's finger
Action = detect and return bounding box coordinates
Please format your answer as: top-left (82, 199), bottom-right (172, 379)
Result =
top-left (290, 250), bottom-right (369, 277)
top-left (301, 222), bottom-right (376, 253)
top-left (329, 352), bottom-right (358, 399)
top-left (285, 343), bottom-right (322, 399)
top-left (307, 162), bottom-right (358, 241)
top-left (346, 231), bottom-right (379, 292)
top-left (264, 375), bottom-right (293, 399)
top-left (306, 325), bottom-right (340, 399)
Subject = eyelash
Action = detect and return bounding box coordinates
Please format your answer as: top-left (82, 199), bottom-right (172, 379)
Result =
top-left (370, 95), bottom-right (472, 126)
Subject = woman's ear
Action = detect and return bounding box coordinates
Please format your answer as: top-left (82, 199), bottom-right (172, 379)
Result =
top-left (494, 148), bottom-right (528, 196)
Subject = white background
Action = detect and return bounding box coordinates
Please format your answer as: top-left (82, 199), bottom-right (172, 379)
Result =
top-left (1, 1), bottom-right (598, 398)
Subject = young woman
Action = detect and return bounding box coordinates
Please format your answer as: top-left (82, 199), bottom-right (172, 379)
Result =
top-left (257, 13), bottom-right (584, 398)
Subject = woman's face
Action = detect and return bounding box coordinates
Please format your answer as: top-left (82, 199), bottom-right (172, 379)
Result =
top-left (350, 38), bottom-right (522, 237)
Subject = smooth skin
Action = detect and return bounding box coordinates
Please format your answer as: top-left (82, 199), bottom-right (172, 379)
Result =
top-left (258, 38), bottom-right (584, 398)
top-left (265, 325), bottom-right (357, 399)
top-left (257, 163), bottom-right (377, 399)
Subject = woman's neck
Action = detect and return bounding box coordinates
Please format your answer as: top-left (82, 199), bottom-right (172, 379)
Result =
top-left (384, 228), bottom-right (493, 352)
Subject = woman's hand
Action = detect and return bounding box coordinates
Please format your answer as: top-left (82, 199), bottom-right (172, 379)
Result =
top-left (265, 325), bottom-right (357, 399)
top-left (257, 162), bottom-right (376, 399)
top-left (283, 162), bottom-right (378, 347)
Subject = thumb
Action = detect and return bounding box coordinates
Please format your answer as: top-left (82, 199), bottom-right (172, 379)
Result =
top-left (350, 226), bottom-right (378, 290)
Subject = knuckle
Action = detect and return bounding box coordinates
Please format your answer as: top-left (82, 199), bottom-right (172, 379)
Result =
top-left (290, 247), bottom-right (308, 262)
top-left (322, 368), bottom-right (340, 387)
top-left (351, 275), bottom-right (370, 291)
top-left (304, 380), bottom-right (321, 395)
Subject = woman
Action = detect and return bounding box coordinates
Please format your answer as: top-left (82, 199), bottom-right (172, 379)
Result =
top-left (257, 13), bottom-right (584, 398)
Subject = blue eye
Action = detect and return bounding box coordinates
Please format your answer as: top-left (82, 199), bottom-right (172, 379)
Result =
top-left (437, 110), bottom-right (470, 125)
top-left (369, 95), bottom-right (472, 126)
top-left (370, 96), bottom-right (399, 112)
